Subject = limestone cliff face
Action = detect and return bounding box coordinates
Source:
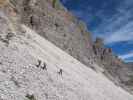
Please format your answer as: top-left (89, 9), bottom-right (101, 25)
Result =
top-left (9, 0), bottom-right (94, 67)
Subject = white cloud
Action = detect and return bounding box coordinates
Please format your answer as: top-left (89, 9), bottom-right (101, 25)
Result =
top-left (119, 52), bottom-right (133, 60)
top-left (104, 22), bottom-right (133, 44)
top-left (62, 0), bottom-right (133, 62)
top-left (63, 0), bottom-right (133, 48)
top-left (91, 0), bottom-right (133, 45)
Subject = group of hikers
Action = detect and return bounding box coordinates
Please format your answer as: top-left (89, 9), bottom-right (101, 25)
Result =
top-left (36, 59), bottom-right (63, 75)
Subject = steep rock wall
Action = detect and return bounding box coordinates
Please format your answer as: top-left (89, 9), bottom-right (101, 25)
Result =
top-left (10, 0), bottom-right (94, 67)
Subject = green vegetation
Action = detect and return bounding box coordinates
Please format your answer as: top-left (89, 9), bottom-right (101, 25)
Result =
top-left (26, 94), bottom-right (36, 100)
top-left (52, 0), bottom-right (65, 10)
top-left (78, 20), bottom-right (87, 33)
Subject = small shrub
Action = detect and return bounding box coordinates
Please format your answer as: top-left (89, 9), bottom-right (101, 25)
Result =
top-left (26, 94), bottom-right (36, 100)
top-left (52, 0), bottom-right (65, 10)
top-left (52, 0), bottom-right (56, 8)
top-left (78, 20), bottom-right (87, 33)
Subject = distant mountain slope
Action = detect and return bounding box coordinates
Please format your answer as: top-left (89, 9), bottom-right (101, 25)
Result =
top-left (92, 38), bottom-right (133, 93)
top-left (0, 8), bottom-right (133, 99)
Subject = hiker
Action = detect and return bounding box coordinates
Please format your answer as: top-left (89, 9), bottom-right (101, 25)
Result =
top-left (58, 69), bottom-right (63, 75)
top-left (42, 62), bottom-right (47, 70)
top-left (36, 60), bottom-right (41, 67)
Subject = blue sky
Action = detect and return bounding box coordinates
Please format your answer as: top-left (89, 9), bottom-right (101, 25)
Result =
top-left (60, 0), bottom-right (133, 62)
